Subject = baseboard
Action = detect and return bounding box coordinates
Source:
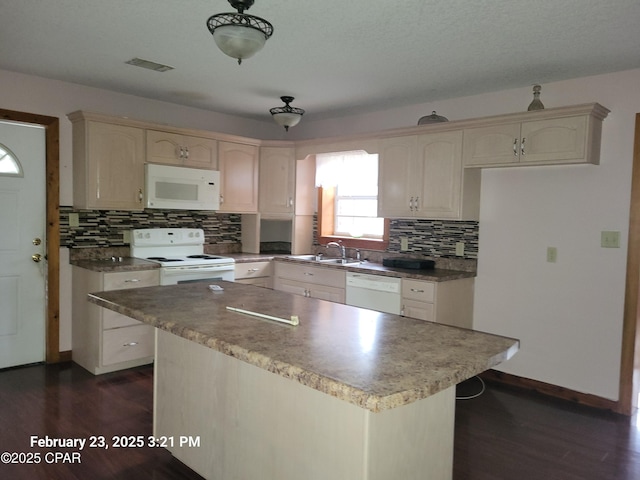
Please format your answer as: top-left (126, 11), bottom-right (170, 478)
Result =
top-left (479, 369), bottom-right (619, 413)
top-left (58, 350), bottom-right (73, 363)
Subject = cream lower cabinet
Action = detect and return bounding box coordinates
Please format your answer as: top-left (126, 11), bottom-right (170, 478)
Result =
top-left (401, 277), bottom-right (474, 329)
top-left (463, 103), bottom-right (609, 168)
top-left (146, 130), bottom-right (218, 169)
top-left (378, 131), bottom-right (480, 220)
top-left (273, 263), bottom-right (345, 303)
top-left (69, 112), bottom-right (145, 210)
top-left (234, 261), bottom-right (273, 288)
top-left (218, 141), bottom-right (259, 213)
top-left (72, 267), bottom-right (159, 374)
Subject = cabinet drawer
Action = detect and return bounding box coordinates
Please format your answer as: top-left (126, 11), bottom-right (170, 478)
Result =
top-left (235, 261), bottom-right (272, 279)
top-left (402, 299), bottom-right (435, 322)
top-left (275, 263), bottom-right (345, 287)
top-left (103, 308), bottom-right (143, 329)
top-left (102, 324), bottom-right (154, 366)
top-left (103, 270), bottom-right (160, 290)
top-left (402, 279), bottom-right (435, 302)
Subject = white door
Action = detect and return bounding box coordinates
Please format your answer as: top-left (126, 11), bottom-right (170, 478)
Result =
top-left (0, 121), bottom-right (46, 369)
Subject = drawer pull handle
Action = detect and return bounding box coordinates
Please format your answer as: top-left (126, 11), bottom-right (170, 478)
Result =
top-left (303, 272), bottom-right (314, 276)
top-left (124, 279), bottom-right (140, 283)
top-left (248, 268), bottom-right (259, 272)
top-left (410, 288), bottom-right (425, 293)
top-left (123, 342), bottom-right (139, 347)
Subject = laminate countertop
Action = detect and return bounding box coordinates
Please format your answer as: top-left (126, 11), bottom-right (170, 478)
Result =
top-left (88, 281), bottom-right (518, 413)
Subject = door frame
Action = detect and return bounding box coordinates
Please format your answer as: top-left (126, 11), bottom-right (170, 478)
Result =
top-left (0, 108), bottom-right (60, 363)
top-left (620, 113), bottom-right (640, 414)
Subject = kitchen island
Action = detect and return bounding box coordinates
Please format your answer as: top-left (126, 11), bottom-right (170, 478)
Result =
top-left (89, 281), bottom-right (518, 480)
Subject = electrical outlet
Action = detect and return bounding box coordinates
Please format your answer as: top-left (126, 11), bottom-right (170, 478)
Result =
top-left (68, 212), bottom-right (79, 227)
top-left (123, 230), bottom-right (131, 244)
top-left (400, 237), bottom-right (409, 251)
top-left (547, 247), bottom-right (557, 263)
top-left (601, 231), bottom-right (620, 248)
top-left (455, 242), bottom-right (465, 256)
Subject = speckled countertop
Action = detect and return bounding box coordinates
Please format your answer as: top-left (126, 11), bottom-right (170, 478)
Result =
top-left (89, 281), bottom-right (518, 412)
top-left (71, 257), bottom-right (159, 272)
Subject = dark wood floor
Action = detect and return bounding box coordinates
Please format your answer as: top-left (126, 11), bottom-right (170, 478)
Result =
top-left (1, 363), bottom-right (639, 479)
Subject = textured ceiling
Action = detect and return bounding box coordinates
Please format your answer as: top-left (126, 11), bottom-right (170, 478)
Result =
top-left (1, 0), bottom-right (640, 123)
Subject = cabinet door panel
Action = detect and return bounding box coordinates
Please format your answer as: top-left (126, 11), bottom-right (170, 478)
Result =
top-left (147, 130), bottom-right (182, 165)
top-left (259, 147), bottom-right (295, 214)
top-left (418, 131), bottom-right (463, 218)
top-left (462, 123), bottom-right (521, 166)
top-left (87, 122), bottom-right (144, 209)
top-left (378, 135), bottom-right (418, 217)
top-left (218, 142), bottom-right (259, 213)
top-left (183, 136), bottom-right (217, 169)
top-left (520, 116), bottom-right (586, 164)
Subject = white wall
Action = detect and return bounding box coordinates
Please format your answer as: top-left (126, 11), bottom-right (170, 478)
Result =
top-left (2, 66), bottom-right (637, 401)
top-left (299, 68), bottom-right (640, 401)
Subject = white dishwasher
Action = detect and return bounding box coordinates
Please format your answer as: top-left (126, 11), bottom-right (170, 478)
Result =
top-left (345, 272), bottom-right (401, 315)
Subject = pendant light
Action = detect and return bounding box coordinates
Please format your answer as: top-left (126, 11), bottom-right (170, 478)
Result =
top-left (206, 0), bottom-right (274, 65)
top-left (269, 96), bottom-right (305, 131)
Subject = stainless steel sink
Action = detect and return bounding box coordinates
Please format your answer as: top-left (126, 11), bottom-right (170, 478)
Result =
top-left (317, 258), bottom-right (361, 266)
top-left (286, 255), bottom-right (361, 266)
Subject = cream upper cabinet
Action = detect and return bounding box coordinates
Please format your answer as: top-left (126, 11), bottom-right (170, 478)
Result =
top-left (259, 146), bottom-right (296, 215)
top-left (146, 130), bottom-right (217, 169)
top-left (378, 131), bottom-right (479, 220)
top-left (218, 141), bottom-right (259, 213)
top-left (463, 104), bottom-right (609, 168)
top-left (70, 113), bottom-right (145, 210)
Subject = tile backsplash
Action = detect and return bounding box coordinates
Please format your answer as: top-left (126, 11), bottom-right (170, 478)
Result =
top-left (59, 207), bottom-right (478, 262)
top-left (59, 206), bottom-right (242, 250)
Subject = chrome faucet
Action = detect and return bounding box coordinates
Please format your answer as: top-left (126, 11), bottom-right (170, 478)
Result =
top-left (326, 241), bottom-right (346, 259)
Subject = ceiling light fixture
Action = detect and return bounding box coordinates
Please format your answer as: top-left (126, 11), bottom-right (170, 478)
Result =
top-left (269, 96), bottom-right (305, 131)
top-left (206, 0), bottom-right (273, 65)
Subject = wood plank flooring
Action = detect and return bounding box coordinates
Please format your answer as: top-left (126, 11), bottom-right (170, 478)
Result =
top-left (1, 362), bottom-right (639, 479)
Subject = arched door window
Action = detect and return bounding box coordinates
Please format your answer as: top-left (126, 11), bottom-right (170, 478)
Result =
top-left (0, 143), bottom-right (23, 177)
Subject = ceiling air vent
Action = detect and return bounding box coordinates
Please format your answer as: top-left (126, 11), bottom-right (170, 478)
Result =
top-left (125, 57), bottom-right (174, 72)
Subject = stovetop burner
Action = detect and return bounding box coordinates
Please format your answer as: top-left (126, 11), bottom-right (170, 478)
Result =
top-left (147, 257), bottom-right (183, 262)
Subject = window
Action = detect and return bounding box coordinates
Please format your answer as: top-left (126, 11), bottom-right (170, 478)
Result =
top-left (316, 151), bottom-right (389, 249)
top-left (0, 143), bottom-right (23, 177)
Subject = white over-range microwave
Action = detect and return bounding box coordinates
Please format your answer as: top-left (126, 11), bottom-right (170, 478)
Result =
top-left (145, 163), bottom-right (220, 210)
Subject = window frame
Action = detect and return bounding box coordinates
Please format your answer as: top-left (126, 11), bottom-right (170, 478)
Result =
top-left (317, 186), bottom-right (390, 250)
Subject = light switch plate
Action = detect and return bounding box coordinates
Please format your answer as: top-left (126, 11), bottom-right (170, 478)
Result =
top-left (547, 247), bottom-right (557, 263)
top-left (455, 242), bottom-right (465, 256)
top-left (68, 212), bottom-right (79, 227)
top-left (601, 231), bottom-right (620, 248)
top-left (400, 237), bottom-right (409, 251)
top-left (123, 230), bottom-right (131, 244)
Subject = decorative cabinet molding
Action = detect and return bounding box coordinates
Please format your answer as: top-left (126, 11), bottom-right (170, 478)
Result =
top-left (72, 267), bottom-right (159, 375)
top-left (69, 113), bottom-right (145, 210)
top-left (378, 131), bottom-right (480, 220)
top-left (147, 130), bottom-right (217, 169)
top-left (463, 103), bottom-right (609, 168)
top-left (259, 146), bottom-right (296, 216)
top-left (218, 141), bottom-right (259, 213)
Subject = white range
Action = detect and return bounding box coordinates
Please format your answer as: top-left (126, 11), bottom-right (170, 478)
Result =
top-left (130, 228), bottom-right (235, 285)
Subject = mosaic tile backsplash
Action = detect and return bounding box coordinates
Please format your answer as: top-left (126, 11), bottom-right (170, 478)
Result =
top-left (59, 206), bottom-right (242, 249)
top-left (59, 207), bottom-right (478, 260)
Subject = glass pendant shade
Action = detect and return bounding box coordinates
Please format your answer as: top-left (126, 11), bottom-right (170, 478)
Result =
top-left (212, 23), bottom-right (268, 62)
top-left (270, 96), bottom-right (305, 131)
top-left (206, 1), bottom-right (273, 64)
